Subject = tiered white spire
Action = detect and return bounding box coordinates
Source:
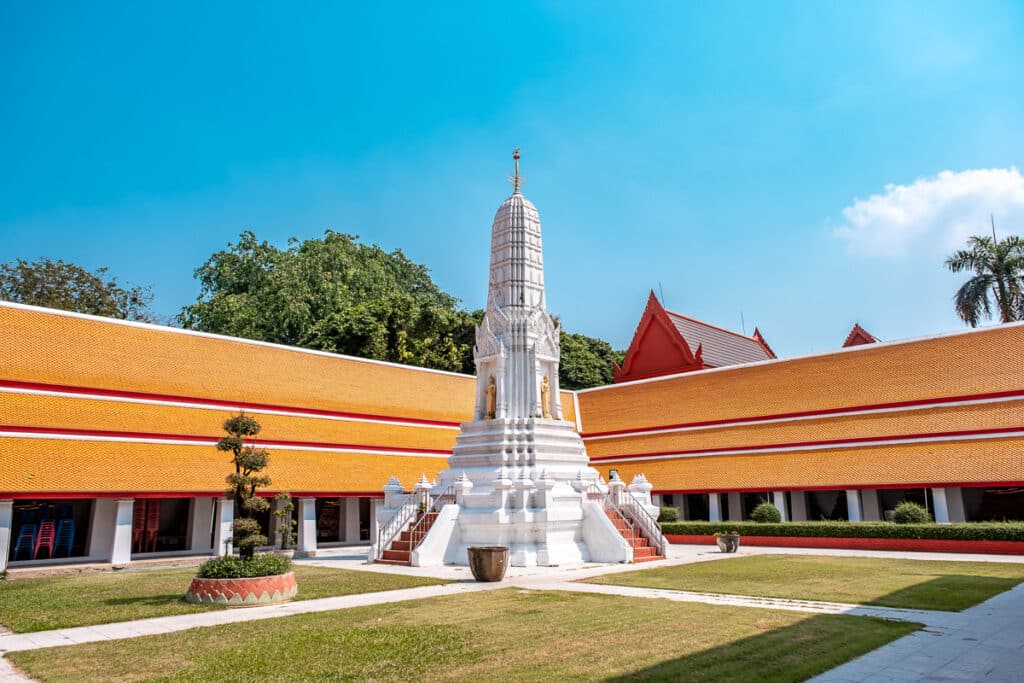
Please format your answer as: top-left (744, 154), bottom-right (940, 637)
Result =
top-left (473, 149), bottom-right (562, 421)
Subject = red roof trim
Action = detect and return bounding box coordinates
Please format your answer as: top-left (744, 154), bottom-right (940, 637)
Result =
top-left (0, 379), bottom-right (462, 429)
top-left (582, 388), bottom-right (1024, 439)
top-left (843, 323), bottom-right (879, 348)
top-left (587, 425), bottom-right (1024, 461)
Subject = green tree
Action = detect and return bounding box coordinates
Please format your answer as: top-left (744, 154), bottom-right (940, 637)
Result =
top-left (218, 413), bottom-right (272, 559)
top-left (945, 230), bottom-right (1024, 327)
top-left (0, 257), bottom-right (156, 322)
top-left (180, 231), bottom-right (476, 372)
top-left (558, 330), bottom-right (625, 390)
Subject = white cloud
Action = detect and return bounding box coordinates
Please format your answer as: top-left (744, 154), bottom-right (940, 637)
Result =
top-left (834, 167), bottom-right (1024, 258)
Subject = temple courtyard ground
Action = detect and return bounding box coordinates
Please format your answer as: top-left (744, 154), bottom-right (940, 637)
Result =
top-left (1, 545), bottom-right (1023, 682)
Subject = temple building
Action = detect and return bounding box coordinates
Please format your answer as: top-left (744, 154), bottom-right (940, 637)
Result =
top-left (612, 292), bottom-right (775, 383)
top-left (2, 168), bottom-right (1023, 571)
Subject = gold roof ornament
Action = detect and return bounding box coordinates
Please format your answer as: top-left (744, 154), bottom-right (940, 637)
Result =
top-left (510, 147), bottom-right (521, 193)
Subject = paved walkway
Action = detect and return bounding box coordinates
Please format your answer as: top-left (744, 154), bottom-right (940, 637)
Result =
top-left (2, 544), bottom-right (1023, 682)
top-left (812, 581), bottom-right (1024, 682)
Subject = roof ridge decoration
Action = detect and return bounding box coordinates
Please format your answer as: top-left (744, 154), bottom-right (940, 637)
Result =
top-left (843, 323), bottom-right (879, 348)
top-left (613, 291), bottom-right (775, 383)
top-left (613, 291), bottom-right (703, 383)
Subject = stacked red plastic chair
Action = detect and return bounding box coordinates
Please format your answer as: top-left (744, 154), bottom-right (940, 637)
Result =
top-left (34, 520), bottom-right (55, 560)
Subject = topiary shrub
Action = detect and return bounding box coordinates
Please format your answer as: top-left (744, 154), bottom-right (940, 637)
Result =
top-left (218, 413), bottom-right (272, 559)
top-left (197, 554), bottom-right (291, 579)
top-left (892, 501), bottom-right (932, 524)
top-left (750, 502), bottom-right (782, 523)
top-left (658, 506), bottom-right (679, 523)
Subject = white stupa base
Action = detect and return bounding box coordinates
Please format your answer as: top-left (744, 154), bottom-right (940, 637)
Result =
top-left (385, 418), bottom-right (639, 568)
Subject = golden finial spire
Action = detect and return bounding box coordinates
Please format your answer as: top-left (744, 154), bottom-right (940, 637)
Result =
top-left (511, 147), bottom-right (521, 193)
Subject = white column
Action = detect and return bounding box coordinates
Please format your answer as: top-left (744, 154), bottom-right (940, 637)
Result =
top-left (790, 492), bottom-right (808, 521)
top-left (728, 492), bottom-right (742, 521)
top-left (88, 499), bottom-right (116, 560)
top-left (212, 498), bottom-right (234, 556)
top-left (189, 497), bottom-right (215, 553)
top-left (677, 496), bottom-right (688, 521)
top-left (708, 493), bottom-right (722, 522)
top-left (845, 490), bottom-right (862, 522)
top-left (932, 488), bottom-right (951, 523)
top-left (345, 498), bottom-right (361, 544)
top-left (945, 487), bottom-right (966, 522)
top-left (111, 499), bottom-right (135, 567)
top-left (772, 491), bottom-right (788, 522)
top-left (297, 497), bottom-right (317, 557)
top-left (0, 500), bottom-right (13, 573)
top-left (860, 490), bottom-right (881, 521)
top-left (370, 498), bottom-right (379, 543)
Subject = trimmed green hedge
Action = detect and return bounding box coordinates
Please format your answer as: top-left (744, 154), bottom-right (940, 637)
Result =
top-left (197, 554), bottom-right (292, 579)
top-left (660, 521), bottom-right (1024, 542)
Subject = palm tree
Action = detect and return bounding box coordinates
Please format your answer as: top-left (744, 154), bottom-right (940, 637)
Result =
top-left (945, 222), bottom-right (1024, 327)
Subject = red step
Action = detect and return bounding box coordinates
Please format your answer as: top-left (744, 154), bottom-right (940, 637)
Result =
top-left (382, 549), bottom-right (410, 562)
top-left (374, 558), bottom-right (411, 566)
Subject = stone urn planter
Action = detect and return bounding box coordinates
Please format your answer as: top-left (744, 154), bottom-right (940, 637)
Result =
top-left (186, 571), bottom-right (298, 606)
top-left (468, 546), bottom-right (509, 582)
top-left (716, 534), bottom-right (740, 553)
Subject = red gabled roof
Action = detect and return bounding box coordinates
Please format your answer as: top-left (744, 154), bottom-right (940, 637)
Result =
top-left (843, 323), bottom-right (879, 348)
top-left (613, 292), bottom-right (775, 383)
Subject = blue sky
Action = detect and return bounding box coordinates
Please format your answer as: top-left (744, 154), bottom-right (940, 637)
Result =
top-left (3, 1), bottom-right (1023, 357)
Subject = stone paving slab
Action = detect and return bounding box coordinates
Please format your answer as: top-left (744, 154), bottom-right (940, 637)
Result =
top-left (810, 582), bottom-right (1024, 682)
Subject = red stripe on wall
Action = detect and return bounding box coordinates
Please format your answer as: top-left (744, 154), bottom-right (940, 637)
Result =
top-left (587, 425), bottom-right (1024, 462)
top-left (582, 389), bottom-right (1024, 438)
top-left (0, 379), bottom-right (463, 428)
top-left (0, 425), bottom-right (453, 456)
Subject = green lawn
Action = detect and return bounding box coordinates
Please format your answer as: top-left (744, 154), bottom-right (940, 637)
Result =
top-left (585, 555), bottom-right (1024, 611)
top-left (0, 565), bottom-right (447, 633)
top-left (8, 589), bottom-right (918, 682)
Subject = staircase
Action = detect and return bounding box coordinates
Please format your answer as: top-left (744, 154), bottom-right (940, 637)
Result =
top-left (604, 507), bottom-right (663, 562)
top-left (376, 511), bottom-right (441, 565)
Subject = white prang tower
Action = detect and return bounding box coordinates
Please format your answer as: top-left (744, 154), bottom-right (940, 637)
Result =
top-left (374, 150), bottom-right (657, 568)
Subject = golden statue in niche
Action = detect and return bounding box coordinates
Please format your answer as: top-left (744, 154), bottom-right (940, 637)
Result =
top-left (485, 375), bottom-right (497, 419)
top-left (540, 374), bottom-right (552, 419)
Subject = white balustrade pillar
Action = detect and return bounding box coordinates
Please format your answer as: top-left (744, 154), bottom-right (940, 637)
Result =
top-left (772, 491), bottom-right (788, 522)
top-left (0, 500), bottom-right (13, 573)
top-left (708, 493), bottom-right (722, 522)
top-left (297, 497), bottom-right (317, 557)
top-left (845, 490), bottom-right (863, 522)
top-left (212, 498), bottom-right (234, 556)
top-left (345, 498), bottom-right (361, 544)
top-left (111, 499), bottom-right (135, 567)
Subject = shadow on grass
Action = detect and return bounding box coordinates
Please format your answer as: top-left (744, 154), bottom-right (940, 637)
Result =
top-left (862, 573), bottom-right (1024, 611)
top-left (602, 612), bottom-right (920, 682)
top-left (101, 594), bottom-right (194, 607)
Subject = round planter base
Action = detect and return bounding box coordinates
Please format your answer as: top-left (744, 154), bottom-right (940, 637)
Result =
top-left (186, 571), bottom-right (298, 606)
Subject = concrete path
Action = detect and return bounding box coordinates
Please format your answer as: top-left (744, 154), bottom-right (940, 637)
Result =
top-left (2, 544), bottom-right (1023, 682)
top-left (812, 581), bottom-right (1024, 682)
